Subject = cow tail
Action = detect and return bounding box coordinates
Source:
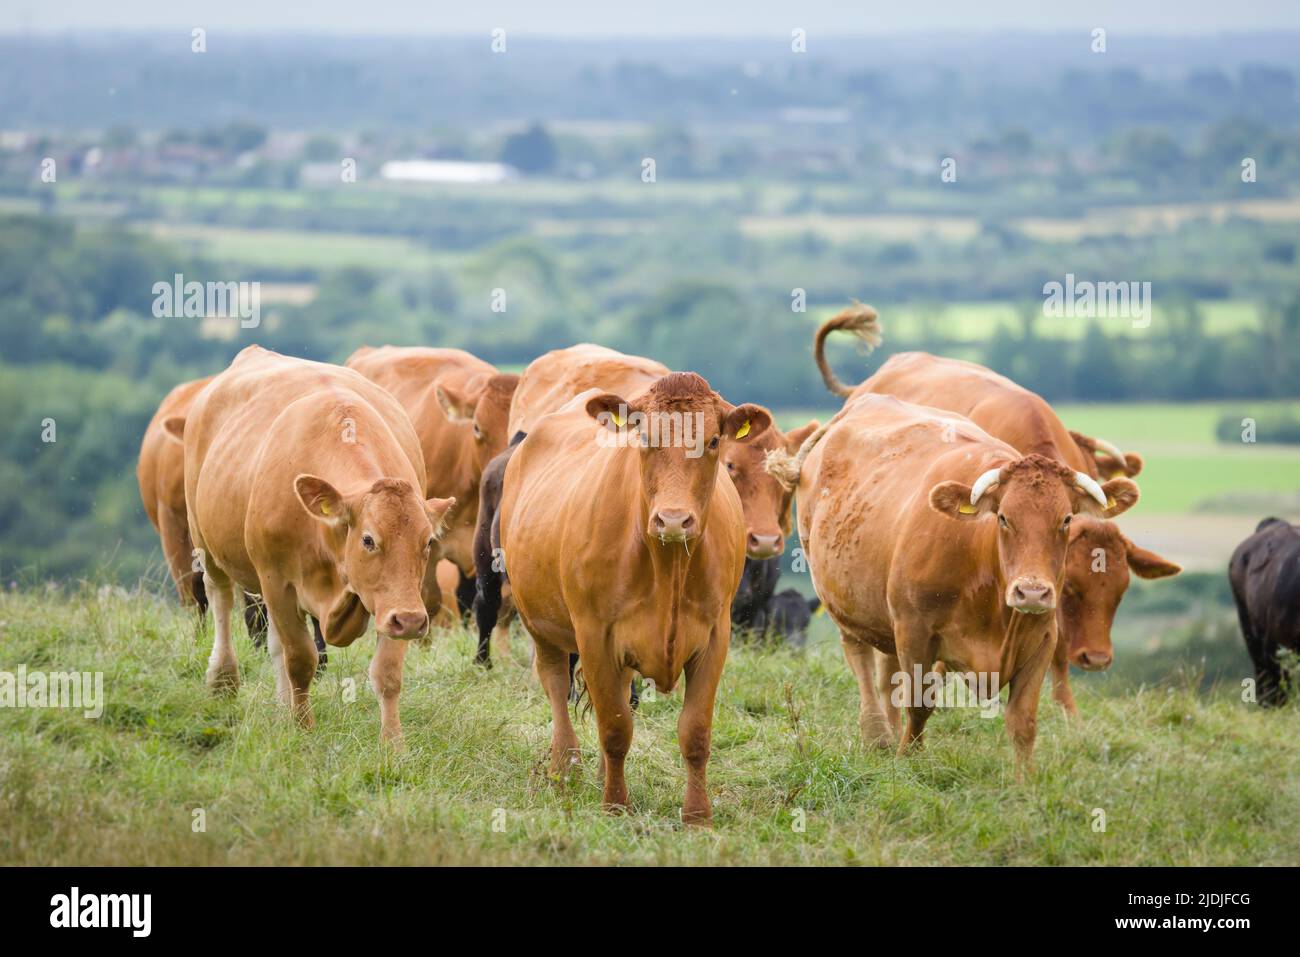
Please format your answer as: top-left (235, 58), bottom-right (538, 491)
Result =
top-left (813, 301), bottom-right (883, 398)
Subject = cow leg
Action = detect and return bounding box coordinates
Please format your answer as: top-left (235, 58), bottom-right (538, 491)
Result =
top-left (263, 586), bottom-right (317, 728)
top-left (242, 592), bottom-right (268, 649)
top-left (1235, 602), bottom-right (1283, 706)
top-left (534, 640), bottom-right (580, 778)
top-left (455, 569), bottom-right (477, 620)
top-left (369, 635), bottom-right (410, 743)
top-left (894, 620), bottom-right (938, 755)
top-left (677, 627), bottom-right (727, 826)
top-left (1050, 637), bottom-right (1078, 717)
top-left (841, 636), bottom-right (894, 748)
top-left (584, 649), bottom-right (634, 814)
top-left (202, 565), bottom-right (239, 694)
top-left (1004, 620), bottom-right (1057, 775)
top-left (159, 506), bottom-right (204, 613)
top-left (874, 650), bottom-right (903, 743)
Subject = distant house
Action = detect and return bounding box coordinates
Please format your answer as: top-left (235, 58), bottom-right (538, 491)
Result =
top-left (379, 160), bottom-right (518, 184)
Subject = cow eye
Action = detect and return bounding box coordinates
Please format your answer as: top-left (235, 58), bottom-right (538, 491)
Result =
top-left (472, 422), bottom-right (484, 441)
top-left (708, 435), bottom-right (720, 451)
top-left (1062, 515), bottom-right (1072, 530)
top-left (725, 460), bottom-right (735, 472)
top-left (998, 514), bottom-right (1009, 529)
top-left (361, 533), bottom-right (377, 551)
top-left (424, 537), bottom-right (434, 552)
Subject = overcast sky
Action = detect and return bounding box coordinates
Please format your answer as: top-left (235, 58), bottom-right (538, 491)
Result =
top-left (5, 0), bottom-right (1300, 36)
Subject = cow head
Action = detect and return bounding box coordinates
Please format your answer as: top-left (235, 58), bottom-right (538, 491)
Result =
top-left (586, 372), bottom-right (769, 547)
top-left (929, 453), bottom-right (1139, 614)
top-left (721, 415), bottom-right (819, 559)
top-left (437, 372), bottom-right (520, 473)
top-left (295, 474), bottom-right (455, 640)
top-left (1059, 518), bottom-right (1180, 669)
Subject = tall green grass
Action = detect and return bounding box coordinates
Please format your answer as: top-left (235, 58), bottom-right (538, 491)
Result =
top-left (1, 586), bottom-right (1296, 865)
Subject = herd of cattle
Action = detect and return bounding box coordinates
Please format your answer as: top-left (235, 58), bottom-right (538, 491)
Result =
top-left (136, 304), bottom-right (1298, 823)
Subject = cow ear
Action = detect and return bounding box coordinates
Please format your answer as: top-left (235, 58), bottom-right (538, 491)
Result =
top-left (425, 496), bottom-right (456, 536)
top-left (295, 474), bottom-right (349, 526)
top-left (722, 404), bottom-right (772, 443)
top-left (1077, 477), bottom-right (1139, 519)
top-left (929, 481), bottom-right (991, 521)
top-left (162, 416), bottom-right (186, 444)
top-left (1097, 451), bottom-right (1144, 479)
top-left (784, 420), bottom-right (820, 451)
top-left (436, 382), bottom-right (477, 422)
top-left (1125, 538), bottom-right (1180, 579)
top-left (586, 392), bottom-right (631, 432)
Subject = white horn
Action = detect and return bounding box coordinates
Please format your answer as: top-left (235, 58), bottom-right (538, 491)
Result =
top-left (969, 468), bottom-right (1002, 506)
top-left (1074, 472), bottom-right (1108, 508)
top-left (1092, 437), bottom-right (1125, 462)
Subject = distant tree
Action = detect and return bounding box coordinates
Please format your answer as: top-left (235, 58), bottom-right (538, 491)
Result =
top-left (500, 123), bottom-right (556, 174)
top-left (1074, 322), bottom-right (1128, 400)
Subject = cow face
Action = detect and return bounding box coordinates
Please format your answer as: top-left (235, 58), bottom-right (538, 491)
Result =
top-left (722, 417), bottom-right (819, 559)
top-left (295, 475), bottom-right (456, 640)
top-left (586, 372), bottom-right (769, 546)
top-left (437, 373), bottom-right (520, 474)
top-left (929, 453), bottom-right (1139, 615)
top-left (1060, 519), bottom-right (1180, 670)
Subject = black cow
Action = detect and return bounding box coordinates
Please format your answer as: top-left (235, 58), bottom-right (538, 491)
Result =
top-left (732, 557), bottom-right (820, 646)
top-left (471, 432), bottom-right (526, 667)
top-left (1229, 517), bottom-right (1300, 705)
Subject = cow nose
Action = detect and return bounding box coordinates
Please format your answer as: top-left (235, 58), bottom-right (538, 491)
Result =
top-left (651, 509), bottom-right (698, 541)
top-left (1074, 648), bottom-right (1113, 671)
top-left (1008, 580), bottom-right (1055, 613)
top-left (384, 610), bottom-right (429, 639)
top-left (746, 532), bottom-right (783, 559)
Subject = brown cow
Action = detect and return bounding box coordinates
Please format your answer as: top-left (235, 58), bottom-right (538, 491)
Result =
top-left (811, 304), bottom-right (1179, 714)
top-left (138, 376), bottom-right (213, 610)
top-left (793, 393), bottom-right (1138, 768)
top-left (499, 373), bottom-right (767, 823)
top-left (346, 346), bottom-right (518, 591)
top-left (476, 343), bottom-right (816, 665)
top-left (179, 346), bottom-right (454, 741)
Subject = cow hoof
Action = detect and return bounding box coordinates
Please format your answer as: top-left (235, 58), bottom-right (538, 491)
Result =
top-left (205, 667), bottom-right (239, 696)
top-left (681, 807), bottom-right (712, 828)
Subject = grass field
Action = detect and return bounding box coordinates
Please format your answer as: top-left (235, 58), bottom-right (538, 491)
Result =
top-left (1, 586), bottom-right (1296, 866)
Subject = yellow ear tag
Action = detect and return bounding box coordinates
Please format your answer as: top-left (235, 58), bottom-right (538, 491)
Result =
top-left (1110, 471), bottom-right (1124, 480)
top-left (611, 411), bottom-right (624, 427)
top-left (1106, 496), bottom-right (1116, 509)
top-left (814, 603), bottom-right (827, 617)
top-left (320, 502), bottom-right (331, 516)
top-left (735, 419), bottom-right (751, 439)
top-left (958, 503), bottom-right (977, 514)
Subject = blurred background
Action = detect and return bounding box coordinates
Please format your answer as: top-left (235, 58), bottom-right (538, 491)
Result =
top-left (1, 3), bottom-right (1298, 689)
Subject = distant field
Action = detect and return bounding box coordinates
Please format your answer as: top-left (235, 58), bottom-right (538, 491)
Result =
top-left (143, 222), bottom-right (445, 273)
top-left (812, 300), bottom-right (1268, 343)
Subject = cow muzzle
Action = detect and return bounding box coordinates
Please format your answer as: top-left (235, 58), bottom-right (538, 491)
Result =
top-left (1072, 647), bottom-right (1113, 671)
top-left (650, 508), bottom-right (699, 544)
top-left (381, 609), bottom-right (430, 640)
top-left (1006, 578), bottom-right (1055, 614)
top-left (746, 532), bottom-right (783, 559)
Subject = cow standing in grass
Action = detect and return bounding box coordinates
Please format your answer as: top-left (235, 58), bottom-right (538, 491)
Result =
top-left (499, 373), bottom-right (767, 823)
top-left (811, 304), bottom-right (1179, 714)
top-left (346, 346), bottom-right (518, 617)
top-left (178, 346), bottom-right (454, 741)
top-left (789, 393), bottom-right (1138, 769)
top-left (1230, 517), bottom-right (1300, 705)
